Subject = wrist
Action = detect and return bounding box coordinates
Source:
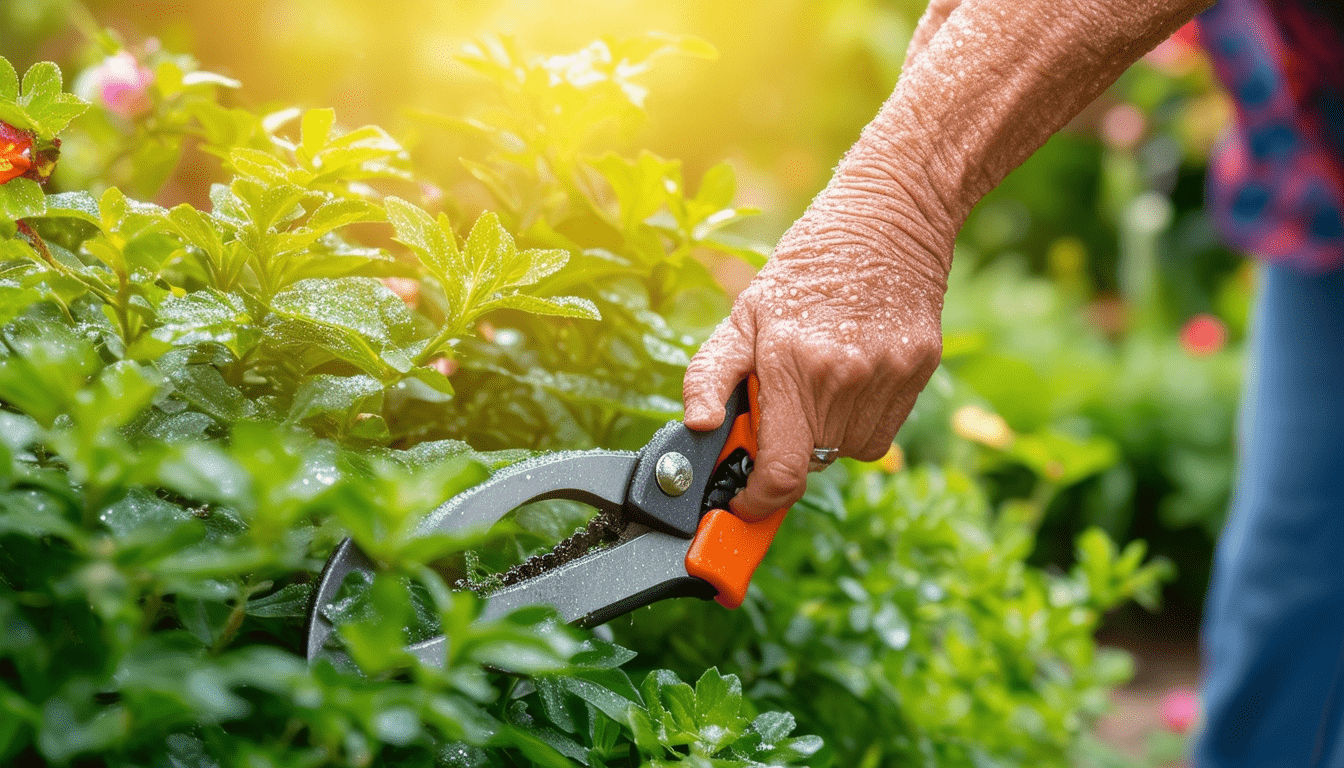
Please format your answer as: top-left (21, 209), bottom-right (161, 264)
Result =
top-left (809, 142), bottom-right (959, 288)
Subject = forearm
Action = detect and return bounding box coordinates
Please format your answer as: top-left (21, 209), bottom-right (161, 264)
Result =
top-left (803, 0), bottom-right (1212, 283)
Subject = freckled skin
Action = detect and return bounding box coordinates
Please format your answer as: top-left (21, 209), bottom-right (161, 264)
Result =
top-left (684, 0), bottom-right (1213, 520)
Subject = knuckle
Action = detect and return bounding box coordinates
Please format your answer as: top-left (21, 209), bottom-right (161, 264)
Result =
top-left (917, 335), bottom-right (943, 368)
top-left (757, 456), bottom-right (806, 496)
top-left (829, 347), bottom-right (875, 385)
top-left (854, 442), bottom-right (890, 462)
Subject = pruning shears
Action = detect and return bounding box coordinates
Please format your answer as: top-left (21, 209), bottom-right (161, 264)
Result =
top-left (305, 376), bottom-right (787, 666)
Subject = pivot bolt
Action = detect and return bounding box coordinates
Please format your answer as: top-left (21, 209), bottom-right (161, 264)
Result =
top-left (655, 451), bottom-right (693, 496)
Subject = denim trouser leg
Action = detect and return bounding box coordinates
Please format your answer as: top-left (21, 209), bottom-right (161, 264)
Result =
top-left (1196, 263), bottom-right (1344, 767)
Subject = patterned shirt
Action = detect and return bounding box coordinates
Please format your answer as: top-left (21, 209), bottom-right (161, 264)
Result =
top-left (1197, 0), bottom-right (1344, 272)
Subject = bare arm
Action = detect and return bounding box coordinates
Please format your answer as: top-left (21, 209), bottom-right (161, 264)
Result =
top-left (684, 0), bottom-right (1212, 519)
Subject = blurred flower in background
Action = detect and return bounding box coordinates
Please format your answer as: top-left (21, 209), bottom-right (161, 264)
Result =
top-left (1180, 313), bottom-right (1228, 357)
top-left (952, 404), bottom-right (1014, 449)
top-left (76, 49), bottom-right (153, 119)
top-left (1159, 686), bottom-right (1201, 734)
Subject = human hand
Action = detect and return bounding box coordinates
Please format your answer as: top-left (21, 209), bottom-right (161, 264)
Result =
top-left (683, 180), bottom-right (951, 521)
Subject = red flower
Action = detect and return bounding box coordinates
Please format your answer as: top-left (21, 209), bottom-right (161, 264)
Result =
top-left (0, 121), bottom-right (61, 186)
top-left (1180, 314), bottom-right (1228, 357)
top-left (0, 122), bottom-right (33, 185)
top-left (1160, 687), bottom-right (1200, 734)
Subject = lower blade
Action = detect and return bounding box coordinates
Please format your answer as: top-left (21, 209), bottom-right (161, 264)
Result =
top-left (480, 528), bottom-right (712, 626)
top-left (309, 531), bottom-right (712, 668)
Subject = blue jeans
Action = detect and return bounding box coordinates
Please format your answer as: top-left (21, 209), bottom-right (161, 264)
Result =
top-left (1197, 263), bottom-right (1344, 766)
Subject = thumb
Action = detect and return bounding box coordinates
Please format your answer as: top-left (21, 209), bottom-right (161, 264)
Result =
top-left (683, 317), bottom-right (754, 431)
top-left (731, 375), bottom-right (811, 521)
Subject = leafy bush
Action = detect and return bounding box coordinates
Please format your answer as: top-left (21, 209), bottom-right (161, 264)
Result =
top-left (0, 34), bottom-right (1165, 768)
top-left (919, 257), bottom-right (1241, 601)
top-left (614, 462), bottom-right (1167, 766)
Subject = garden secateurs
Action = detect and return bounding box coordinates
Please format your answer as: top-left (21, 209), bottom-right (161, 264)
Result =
top-left (305, 376), bottom-right (787, 666)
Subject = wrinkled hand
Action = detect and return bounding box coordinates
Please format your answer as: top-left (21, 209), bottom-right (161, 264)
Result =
top-left (683, 190), bottom-right (950, 521)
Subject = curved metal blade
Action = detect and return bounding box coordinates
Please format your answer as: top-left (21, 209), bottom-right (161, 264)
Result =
top-left (415, 450), bottom-right (639, 535)
top-left (305, 450), bottom-right (641, 663)
top-left (393, 529), bottom-right (711, 666)
top-left (479, 526), bottom-right (710, 625)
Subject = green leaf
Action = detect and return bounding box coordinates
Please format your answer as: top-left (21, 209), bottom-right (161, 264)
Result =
top-left (167, 204), bottom-right (227, 261)
top-left (303, 198), bottom-right (375, 238)
top-left (693, 668), bottom-right (745, 744)
top-left (384, 196), bottom-right (458, 277)
top-left (403, 366), bottom-right (455, 401)
top-left (287, 373), bottom-right (383, 423)
top-left (572, 639), bottom-right (638, 669)
top-left (15, 61), bottom-right (86, 138)
top-left (482, 293), bottom-right (600, 321)
top-left (300, 107), bottom-right (336, 159)
top-left (0, 57), bottom-right (17, 102)
top-left (0, 178), bottom-right (46, 223)
top-left (246, 582), bottom-right (315, 618)
top-left (552, 669), bottom-right (642, 722)
top-left (18, 62), bottom-right (61, 110)
top-left (157, 351), bottom-right (255, 422)
top-left (152, 289), bottom-right (252, 349)
top-left (229, 147), bottom-right (292, 182)
top-left (463, 210), bottom-right (514, 279)
top-left (750, 711), bottom-right (795, 745)
top-left (694, 162), bottom-right (736, 210)
top-left (42, 191), bottom-right (101, 226)
top-left (267, 277), bottom-right (417, 378)
top-left (514, 248), bottom-right (570, 287)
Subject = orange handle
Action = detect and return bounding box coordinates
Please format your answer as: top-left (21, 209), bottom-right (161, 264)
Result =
top-left (684, 375), bottom-right (789, 609)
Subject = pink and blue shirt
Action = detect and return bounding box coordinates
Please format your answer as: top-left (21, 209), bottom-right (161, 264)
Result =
top-left (1198, 0), bottom-right (1344, 272)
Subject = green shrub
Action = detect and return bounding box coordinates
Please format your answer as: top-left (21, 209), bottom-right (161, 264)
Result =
top-left (0, 36), bottom-right (1165, 768)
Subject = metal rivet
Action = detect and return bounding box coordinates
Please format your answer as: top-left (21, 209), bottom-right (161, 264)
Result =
top-left (655, 451), bottom-right (693, 496)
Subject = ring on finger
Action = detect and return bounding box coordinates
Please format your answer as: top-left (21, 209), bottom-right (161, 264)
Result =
top-left (807, 446), bottom-right (841, 472)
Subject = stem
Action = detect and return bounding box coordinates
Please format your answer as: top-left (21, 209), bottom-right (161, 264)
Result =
top-left (412, 319), bottom-right (466, 367)
top-left (210, 578), bottom-right (255, 655)
top-left (17, 220), bottom-right (119, 305)
top-left (114, 270), bottom-right (135, 349)
top-left (139, 589), bottom-right (163, 636)
top-left (499, 676), bottom-right (521, 718)
top-left (276, 718), bottom-right (302, 750)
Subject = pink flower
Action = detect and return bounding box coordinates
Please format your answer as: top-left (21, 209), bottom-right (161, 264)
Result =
top-left (1180, 314), bottom-right (1227, 357)
top-left (381, 277), bottom-right (420, 308)
top-left (430, 357), bottom-right (458, 377)
top-left (85, 52), bottom-right (155, 120)
top-left (1101, 103), bottom-right (1146, 150)
top-left (1160, 687), bottom-right (1200, 734)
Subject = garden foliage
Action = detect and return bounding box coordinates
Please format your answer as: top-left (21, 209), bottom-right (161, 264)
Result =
top-left (0, 34), bottom-right (1165, 768)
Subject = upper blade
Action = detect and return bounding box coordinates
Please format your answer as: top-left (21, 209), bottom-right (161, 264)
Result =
top-left (415, 449), bottom-right (639, 536)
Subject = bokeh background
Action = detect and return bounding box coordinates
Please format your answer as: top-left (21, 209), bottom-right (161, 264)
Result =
top-left (4, 0), bottom-right (1244, 754)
